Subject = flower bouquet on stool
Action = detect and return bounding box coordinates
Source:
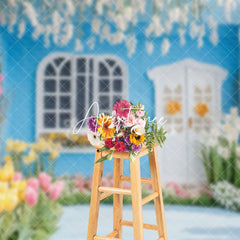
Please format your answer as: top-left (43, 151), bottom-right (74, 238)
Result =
top-left (87, 100), bottom-right (167, 163)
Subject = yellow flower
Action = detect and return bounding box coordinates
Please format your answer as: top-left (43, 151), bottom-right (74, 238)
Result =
top-left (4, 188), bottom-right (19, 211)
top-left (6, 139), bottom-right (28, 153)
top-left (0, 182), bottom-right (8, 193)
top-left (4, 155), bottom-right (12, 163)
top-left (0, 193), bottom-right (5, 213)
top-left (23, 150), bottom-right (37, 165)
top-left (129, 133), bottom-right (146, 145)
top-left (49, 133), bottom-right (56, 140)
top-left (11, 181), bottom-right (27, 201)
top-left (195, 102), bottom-right (209, 117)
top-left (97, 115), bottom-right (115, 139)
top-left (0, 163), bottom-right (14, 182)
top-left (166, 101), bottom-right (181, 115)
top-left (49, 149), bottom-right (59, 160)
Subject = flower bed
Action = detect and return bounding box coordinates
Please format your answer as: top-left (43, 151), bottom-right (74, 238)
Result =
top-left (58, 174), bottom-right (214, 207)
top-left (0, 161), bottom-right (64, 240)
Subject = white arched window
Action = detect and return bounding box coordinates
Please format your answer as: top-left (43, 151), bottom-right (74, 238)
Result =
top-left (36, 53), bottom-right (128, 138)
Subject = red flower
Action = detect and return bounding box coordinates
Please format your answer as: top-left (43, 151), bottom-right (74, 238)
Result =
top-left (105, 138), bottom-right (115, 148)
top-left (115, 141), bottom-right (125, 152)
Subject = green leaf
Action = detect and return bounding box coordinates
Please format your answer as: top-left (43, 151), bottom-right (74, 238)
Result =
top-left (129, 151), bottom-right (137, 163)
top-left (98, 145), bottom-right (110, 152)
top-left (96, 152), bottom-right (113, 163)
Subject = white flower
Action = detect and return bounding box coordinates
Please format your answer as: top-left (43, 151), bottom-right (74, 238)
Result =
top-left (210, 28), bottom-right (218, 45)
top-left (18, 20), bottom-right (26, 38)
top-left (112, 32), bottom-right (124, 44)
top-left (32, 24), bottom-right (44, 40)
top-left (124, 7), bottom-right (133, 22)
top-left (190, 22), bottom-right (199, 39)
top-left (131, 125), bottom-right (145, 135)
top-left (146, 41), bottom-right (153, 54)
top-left (116, 14), bottom-right (127, 31)
top-left (230, 107), bottom-right (238, 117)
top-left (75, 39), bottom-right (83, 52)
top-left (65, 0), bottom-right (75, 16)
top-left (87, 131), bottom-right (103, 146)
top-left (161, 38), bottom-right (170, 55)
top-left (92, 18), bottom-right (101, 34)
top-left (87, 36), bottom-right (96, 50)
top-left (23, 1), bottom-right (38, 27)
top-left (178, 28), bottom-right (186, 46)
top-left (236, 146), bottom-right (240, 158)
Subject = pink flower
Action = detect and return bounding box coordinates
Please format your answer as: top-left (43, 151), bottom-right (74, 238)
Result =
top-left (136, 118), bottom-right (146, 126)
top-left (25, 186), bottom-right (38, 206)
top-left (39, 172), bottom-right (52, 192)
top-left (49, 181), bottom-right (64, 201)
top-left (136, 110), bottom-right (144, 117)
top-left (27, 178), bottom-right (39, 192)
top-left (125, 113), bottom-right (136, 127)
top-left (0, 87), bottom-right (2, 97)
top-left (0, 74), bottom-right (3, 82)
top-left (12, 172), bottom-right (22, 181)
top-left (113, 100), bottom-right (131, 118)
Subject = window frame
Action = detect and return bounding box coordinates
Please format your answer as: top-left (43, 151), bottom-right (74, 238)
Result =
top-left (36, 52), bottom-right (128, 150)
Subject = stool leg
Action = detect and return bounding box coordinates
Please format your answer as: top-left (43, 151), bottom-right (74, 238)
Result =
top-left (87, 150), bottom-right (104, 240)
top-left (130, 156), bottom-right (144, 240)
top-left (149, 147), bottom-right (168, 240)
top-left (113, 158), bottom-right (123, 238)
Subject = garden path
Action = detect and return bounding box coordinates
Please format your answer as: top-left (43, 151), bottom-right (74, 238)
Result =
top-left (51, 205), bottom-right (240, 240)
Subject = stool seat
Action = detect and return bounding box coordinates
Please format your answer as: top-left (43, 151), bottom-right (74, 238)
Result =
top-left (87, 145), bottom-right (168, 240)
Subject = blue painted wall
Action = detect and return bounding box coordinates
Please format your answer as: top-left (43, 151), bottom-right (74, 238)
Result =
top-left (0, 23), bottom-right (239, 177)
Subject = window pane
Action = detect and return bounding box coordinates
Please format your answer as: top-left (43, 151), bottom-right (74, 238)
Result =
top-left (106, 59), bottom-right (115, 67)
top-left (99, 63), bottom-right (109, 76)
top-left (77, 58), bottom-right (86, 73)
top-left (113, 96), bottom-right (121, 104)
top-left (89, 59), bottom-right (93, 73)
top-left (54, 57), bottom-right (64, 66)
top-left (45, 64), bottom-right (56, 76)
top-left (44, 96), bottom-right (56, 109)
top-left (113, 66), bottom-right (122, 76)
top-left (76, 76), bottom-right (85, 121)
top-left (44, 113), bottom-right (56, 128)
top-left (44, 79), bottom-right (56, 92)
top-left (99, 79), bottom-right (109, 92)
top-left (59, 113), bottom-right (71, 128)
top-left (60, 96), bottom-right (71, 109)
top-left (113, 79), bottom-right (122, 92)
top-left (60, 80), bottom-right (71, 92)
top-left (89, 76), bottom-right (93, 113)
top-left (60, 61), bottom-right (71, 76)
top-left (99, 96), bottom-right (110, 110)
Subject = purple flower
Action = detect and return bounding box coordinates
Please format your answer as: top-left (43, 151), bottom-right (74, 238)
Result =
top-left (125, 135), bottom-right (131, 146)
top-left (88, 116), bottom-right (98, 132)
top-left (131, 144), bottom-right (141, 153)
top-left (124, 145), bottom-right (130, 152)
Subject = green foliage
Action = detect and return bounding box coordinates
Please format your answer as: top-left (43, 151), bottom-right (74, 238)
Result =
top-left (0, 191), bottom-right (62, 240)
top-left (201, 142), bottom-right (240, 188)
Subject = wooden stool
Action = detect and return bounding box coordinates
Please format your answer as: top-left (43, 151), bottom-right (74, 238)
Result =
top-left (87, 145), bottom-right (168, 240)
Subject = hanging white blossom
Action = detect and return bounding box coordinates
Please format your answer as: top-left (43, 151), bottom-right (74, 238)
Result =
top-left (18, 20), bottom-right (26, 39)
top-left (146, 41), bottom-right (154, 55)
top-left (75, 39), bottom-right (84, 52)
top-left (161, 38), bottom-right (170, 55)
top-left (0, 0), bottom-right (240, 56)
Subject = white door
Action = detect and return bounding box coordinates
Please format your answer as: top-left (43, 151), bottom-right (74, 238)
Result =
top-left (148, 59), bottom-right (228, 184)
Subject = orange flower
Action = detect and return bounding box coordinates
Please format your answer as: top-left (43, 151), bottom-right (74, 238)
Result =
top-left (166, 101), bottom-right (181, 115)
top-left (195, 103), bottom-right (209, 117)
top-left (97, 115), bottom-right (115, 139)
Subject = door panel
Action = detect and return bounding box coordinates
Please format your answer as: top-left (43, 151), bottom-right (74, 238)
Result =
top-left (187, 68), bottom-right (217, 183)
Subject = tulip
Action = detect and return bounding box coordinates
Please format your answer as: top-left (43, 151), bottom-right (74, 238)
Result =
top-left (0, 182), bottom-right (8, 193)
top-left (39, 172), bottom-right (51, 192)
top-left (12, 172), bottom-right (23, 181)
top-left (4, 189), bottom-right (18, 211)
top-left (0, 193), bottom-right (5, 213)
top-left (49, 181), bottom-right (64, 201)
top-left (25, 186), bottom-right (38, 206)
top-left (0, 74), bottom-right (3, 82)
top-left (27, 178), bottom-right (39, 192)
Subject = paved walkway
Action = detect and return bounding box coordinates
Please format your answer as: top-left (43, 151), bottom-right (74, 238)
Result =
top-left (51, 205), bottom-right (240, 240)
